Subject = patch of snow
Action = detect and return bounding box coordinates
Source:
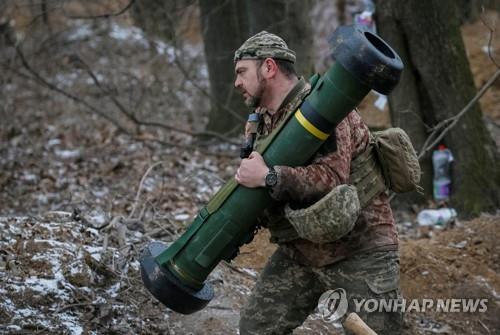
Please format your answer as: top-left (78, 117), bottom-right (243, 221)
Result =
top-left (174, 214), bottom-right (190, 221)
top-left (16, 307), bottom-right (37, 317)
top-left (481, 45), bottom-right (493, 55)
top-left (59, 313), bottom-right (84, 335)
top-left (54, 148), bottom-right (81, 159)
top-left (6, 325), bottom-right (22, 331)
top-left (85, 73), bottom-right (104, 85)
top-left (92, 187), bottom-right (109, 198)
top-left (199, 64), bottom-right (208, 78)
top-left (109, 23), bottom-right (149, 48)
top-left (155, 41), bottom-right (175, 61)
top-left (1, 297), bottom-right (16, 312)
top-left (84, 245), bottom-right (104, 261)
top-left (47, 138), bottom-right (62, 147)
top-left (34, 193), bottom-right (49, 205)
top-left (54, 73), bottom-right (79, 87)
top-left (25, 276), bottom-right (60, 294)
top-left (130, 260), bottom-right (140, 271)
top-left (83, 209), bottom-right (108, 228)
top-left (106, 282), bottom-right (121, 298)
top-left (92, 296), bottom-right (107, 304)
top-left (21, 171), bottom-right (38, 182)
top-left (67, 23), bottom-right (93, 41)
top-left (142, 175), bottom-right (161, 192)
top-left (85, 227), bottom-right (100, 236)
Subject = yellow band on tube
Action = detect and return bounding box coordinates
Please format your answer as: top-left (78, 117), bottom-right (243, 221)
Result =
top-left (294, 109), bottom-right (330, 140)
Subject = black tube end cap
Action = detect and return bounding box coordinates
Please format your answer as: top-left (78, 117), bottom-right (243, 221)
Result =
top-left (329, 25), bottom-right (404, 95)
top-left (140, 241), bottom-right (214, 315)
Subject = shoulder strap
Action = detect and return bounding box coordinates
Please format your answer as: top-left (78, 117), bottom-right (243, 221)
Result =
top-left (207, 78), bottom-right (310, 215)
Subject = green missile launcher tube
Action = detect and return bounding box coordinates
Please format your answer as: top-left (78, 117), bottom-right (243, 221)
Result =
top-left (140, 25), bottom-right (403, 314)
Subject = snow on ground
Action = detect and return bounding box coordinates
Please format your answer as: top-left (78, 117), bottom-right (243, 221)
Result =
top-left (0, 214), bottom-right (136, 334)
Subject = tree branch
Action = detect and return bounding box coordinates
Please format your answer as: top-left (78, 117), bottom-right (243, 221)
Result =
top-left (11, 43), bottom-right (132, 134)
top-left (65, 0), bottom-right (136, 20)
top-left (172, 53), bottom-right (246, 123)
top-left (417, 16), bottom-right (500, 158)
top-left (418, 69), bottom-right (500, 158)
top-left (5, 41), bottom-right (240, 145)
top-left (72, 54), bottom-right (240, 145)
top-left (480, 8), bottom-right (500, 69)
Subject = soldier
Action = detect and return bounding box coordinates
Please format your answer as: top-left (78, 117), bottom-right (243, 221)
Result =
top-left (233, 31), bottom-right (403, 334)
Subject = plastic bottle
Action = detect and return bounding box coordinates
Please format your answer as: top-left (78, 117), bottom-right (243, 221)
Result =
top-left (354, 0), bottom-right (376, 33)
top-left (432, 145), bottom-right (453, 201)
top-left (417, 208), bottom-right (457, 227)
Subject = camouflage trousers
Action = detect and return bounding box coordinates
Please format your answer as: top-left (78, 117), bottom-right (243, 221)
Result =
top-left (239, 248), bottom-right (403, 335)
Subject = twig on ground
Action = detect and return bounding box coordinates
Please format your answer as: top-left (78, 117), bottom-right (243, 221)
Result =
top-left (129, 161), bottom-right (165, 219)
top-left (55, 302), bottom-right (93, 314)
top-left (207, 305), bottom-right (233, 311)
top-left (478, 319), bottom-right (491, 334)
top-left (137, 136), bottom-right (237, 158)
top-left (222, 261), bottom-right (257, 279)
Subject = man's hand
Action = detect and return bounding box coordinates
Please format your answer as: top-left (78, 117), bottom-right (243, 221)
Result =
top-left (235, 151), bottom-right (268, 188)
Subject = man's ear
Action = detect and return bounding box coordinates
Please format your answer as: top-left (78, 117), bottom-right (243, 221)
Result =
top-left (263, 58), bottom-right (278, 78)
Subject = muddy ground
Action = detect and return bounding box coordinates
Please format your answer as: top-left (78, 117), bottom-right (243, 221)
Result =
top-left (0, 2), bottom-right (499, 335)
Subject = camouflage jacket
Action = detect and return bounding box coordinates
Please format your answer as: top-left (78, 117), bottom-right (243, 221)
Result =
top-left (252, 78), bottom-right (398, 267)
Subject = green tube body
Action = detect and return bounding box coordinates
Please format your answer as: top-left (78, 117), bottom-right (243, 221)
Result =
top-left (156, 63), bottom-right (370, 289)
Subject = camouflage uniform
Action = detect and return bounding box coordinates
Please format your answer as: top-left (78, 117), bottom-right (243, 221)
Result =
top-left (235, 31), bottom-right (403, 334)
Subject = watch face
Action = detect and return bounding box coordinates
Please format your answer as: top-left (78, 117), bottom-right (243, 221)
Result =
top-left (265, 171), bottom-right (278, 187)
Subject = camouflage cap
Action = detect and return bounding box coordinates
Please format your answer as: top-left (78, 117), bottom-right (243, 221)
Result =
top-left (285, 184), bottom-right (360, 244)
top-left (234, 31), bottom-right (296, 63)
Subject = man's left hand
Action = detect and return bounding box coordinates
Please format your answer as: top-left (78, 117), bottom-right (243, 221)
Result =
top-left (235, 151), bottom-right (268, 188)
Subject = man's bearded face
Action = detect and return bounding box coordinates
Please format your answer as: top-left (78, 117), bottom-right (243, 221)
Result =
top-left (234, 60), bottom-right (267, 108)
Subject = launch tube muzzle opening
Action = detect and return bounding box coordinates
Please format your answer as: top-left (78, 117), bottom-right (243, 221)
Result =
top-left (329, 25), bottom-right (403, 94)
top-left (139, 24), bottom-right (403, 315)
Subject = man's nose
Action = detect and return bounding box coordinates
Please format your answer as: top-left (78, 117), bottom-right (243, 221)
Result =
top-left (234, 77), bottom-right (241, 88)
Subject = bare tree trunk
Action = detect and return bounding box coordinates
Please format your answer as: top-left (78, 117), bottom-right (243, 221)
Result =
top-left (376, 0), bottom-right (500, 216)
top-left (245, 0), bottom-right (315, 78)
top-left (336, 0), bottom-right (347, 25)
top-left (40, 0), bottom-right (51, 33)
top-left (199, 1), bottom-right (314, 135)
top-left (199, 0), bottom-right (249, 135)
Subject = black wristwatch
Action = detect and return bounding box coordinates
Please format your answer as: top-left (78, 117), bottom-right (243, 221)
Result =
top-left (265, 166), bottom-right (278, 188)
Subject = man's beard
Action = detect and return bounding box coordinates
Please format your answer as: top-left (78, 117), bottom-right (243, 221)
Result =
top-left (244, 77), bottom-right (266, 108)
